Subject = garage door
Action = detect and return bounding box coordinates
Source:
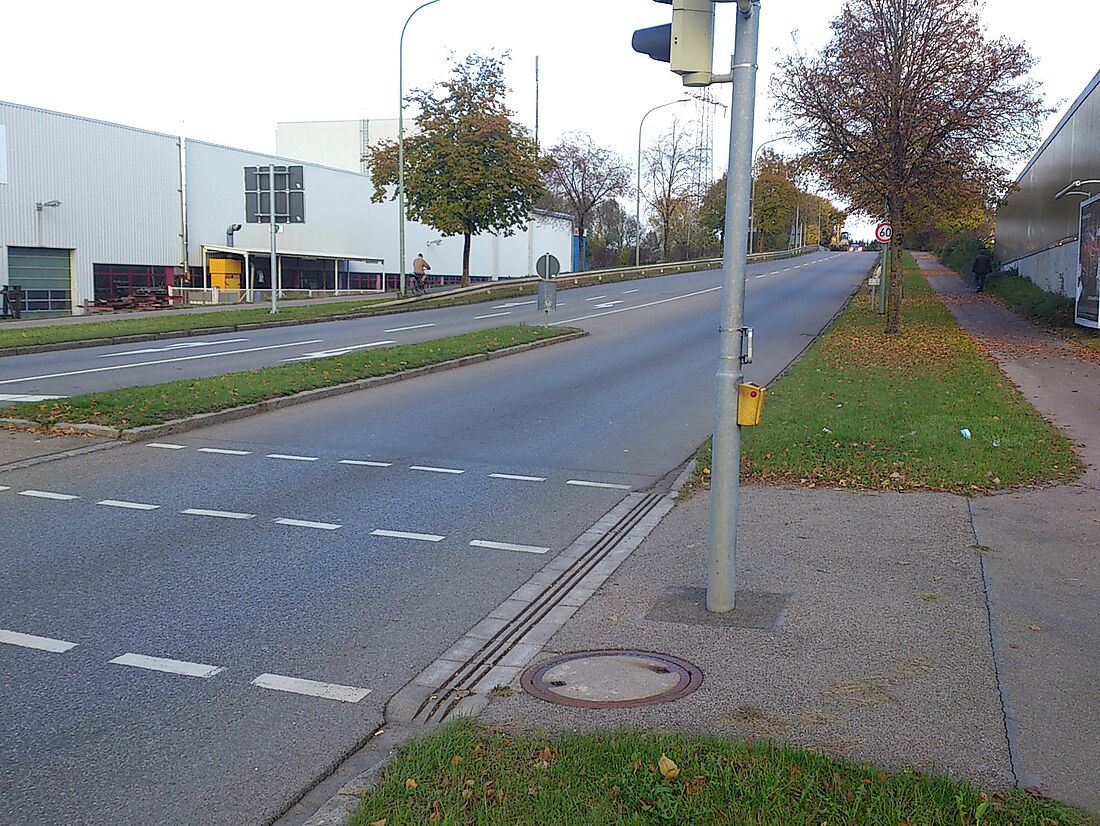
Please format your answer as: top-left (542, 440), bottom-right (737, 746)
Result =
top-left (7, 247), bottom-right (72, 314)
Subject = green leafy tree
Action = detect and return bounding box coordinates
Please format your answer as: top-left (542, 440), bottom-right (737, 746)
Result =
top-left (368, 53), bottom-right (547, 286)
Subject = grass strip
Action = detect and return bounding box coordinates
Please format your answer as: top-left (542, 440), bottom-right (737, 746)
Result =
top-left (348, 719), bottom-right (1089, 825)
top-left (984, 271), bottom-right (1100, 353)
top-left (6, 325), bottom-right (576, 430)
top-left (694, 254), bottom-right (1080, 493)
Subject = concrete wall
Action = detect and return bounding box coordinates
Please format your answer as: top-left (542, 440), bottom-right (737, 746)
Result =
top-left (0, 100), bottom-right (181, 309)
top-left (1004, 241), bottom-right (1079, 298)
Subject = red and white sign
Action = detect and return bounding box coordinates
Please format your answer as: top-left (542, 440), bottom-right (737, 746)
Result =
top-left (875, 222), bottom-right (893, 244)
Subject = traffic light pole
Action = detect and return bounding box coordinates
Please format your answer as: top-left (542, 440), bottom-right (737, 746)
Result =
top-left (707, 0), bottom-right (760, 613)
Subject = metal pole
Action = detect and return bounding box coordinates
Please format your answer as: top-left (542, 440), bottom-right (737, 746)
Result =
top-left (636, 99), bottom-right (688, 267)
top-left (399, 0), bottom-right (443, 299)
top-left (269, 165), bottom-right (278, 314)
top-left (707, 0), bottom-right (761, 614)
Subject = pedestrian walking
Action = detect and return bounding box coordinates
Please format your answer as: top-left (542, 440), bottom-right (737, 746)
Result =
top-left (972, 248), bottom-right (993, 292)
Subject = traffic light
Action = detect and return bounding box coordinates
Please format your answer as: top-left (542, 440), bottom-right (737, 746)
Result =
top-left (632, 0), bottom-right (716, 87)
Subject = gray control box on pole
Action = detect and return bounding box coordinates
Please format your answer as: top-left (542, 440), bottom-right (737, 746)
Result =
top-left (706, 0), bottom-right (761, 613)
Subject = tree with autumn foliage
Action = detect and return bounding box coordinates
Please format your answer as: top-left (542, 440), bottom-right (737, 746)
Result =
top-left (368, 53), bottom-right (548, 286)
top-left (772, 0), bottom-right (1047, 332)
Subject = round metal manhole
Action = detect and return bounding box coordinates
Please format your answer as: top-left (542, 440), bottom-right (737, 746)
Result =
top-left (520, 649), bottom-right (703, 709)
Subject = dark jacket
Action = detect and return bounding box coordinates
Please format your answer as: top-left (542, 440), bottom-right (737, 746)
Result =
top-left (972, 253), bottom-right (993, 275)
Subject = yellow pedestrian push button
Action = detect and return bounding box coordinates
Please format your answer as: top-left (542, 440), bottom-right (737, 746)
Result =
top-left (737, 383), bottom-right (765, 426)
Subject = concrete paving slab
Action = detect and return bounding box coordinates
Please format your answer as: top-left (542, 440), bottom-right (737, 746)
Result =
top-left (0, 427), bottom-right (113, 467)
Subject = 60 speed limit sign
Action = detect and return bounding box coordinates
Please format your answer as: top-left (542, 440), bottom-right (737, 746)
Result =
top-left (875, 222), bottom-right (894, 243)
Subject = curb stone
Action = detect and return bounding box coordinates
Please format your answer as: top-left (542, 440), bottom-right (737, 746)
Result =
top-left (0, 331), bottom-right (587, 442)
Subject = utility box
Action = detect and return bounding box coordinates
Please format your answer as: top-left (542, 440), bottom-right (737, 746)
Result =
top-left (737, 383), bottom-right (765, 426)
top-left (210, 258), bottom-right (242, 290)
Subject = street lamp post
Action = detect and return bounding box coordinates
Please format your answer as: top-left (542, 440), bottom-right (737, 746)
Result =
top-left (398, 0), bottom-right (443, 297)
top-left (747, 134), bottom-right (788, 254)
top-left (636, 98), bottom-right (689, 267)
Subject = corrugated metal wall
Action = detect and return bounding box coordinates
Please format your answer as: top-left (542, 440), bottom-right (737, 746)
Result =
top-left (0, 101), bottom-right (181, 309)
top-left (996, 71), bottom-right (1100, 268)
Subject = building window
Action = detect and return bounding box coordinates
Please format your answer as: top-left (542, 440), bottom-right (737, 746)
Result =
top-left (93, 264), bottom-right (175, 302)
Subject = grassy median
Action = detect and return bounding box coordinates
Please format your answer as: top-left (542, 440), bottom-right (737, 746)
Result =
top-left (348, 719), bottom-right (1089, 826)
top-left (5, 325), bottom-right (577, 430)
top-left (695, 256), bottom-right (1080, 493)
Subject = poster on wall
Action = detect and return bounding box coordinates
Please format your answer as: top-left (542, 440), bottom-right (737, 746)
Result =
top-left (1077, 194), bottom-right (1100, 329)
top-left (0, 124), bottom-right (8, 185)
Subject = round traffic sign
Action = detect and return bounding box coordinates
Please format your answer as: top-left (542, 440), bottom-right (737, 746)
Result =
top-left (875, 222), bottom-right (893, 244)
top-left (536, 253), bottom-right (560, 279)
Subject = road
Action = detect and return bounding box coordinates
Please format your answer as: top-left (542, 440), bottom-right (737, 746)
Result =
top-left (0, 252), bottom-right (873, 824)
top-left (1, 251), bottom-right (847, 402)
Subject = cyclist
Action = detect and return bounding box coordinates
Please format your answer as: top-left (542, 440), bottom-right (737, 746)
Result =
top-left (412, 253), bottom-right (431, 295)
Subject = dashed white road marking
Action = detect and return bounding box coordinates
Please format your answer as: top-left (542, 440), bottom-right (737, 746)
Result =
top-left (493, 300), bottom-right (536, 309)
top-left (109, 652), bottom-right (224, 679)
top-left (371, 529), bottom-right (446, 542)
top-left (593, 301), bottom-right (624, 309)
top-left (275, 518), bottom-right (342, 531)
top-left (282, 340), bottom-right (396, 362)
top-left (755, 274), bottom-right (768, 279)
top-left (383, 323), bottom-right (435, 333)
top-left (98, 338), bottom-right (248, 358)
top-left (0, 629), bottom-right (78, 653)
top-left (584, 295), bottom-right (608, 301)
top-left (97, 499), bottom-right (160, 511)
top-left (622, 289), bottom-right (640, 294)
top-left (0, 393), bottom-right (66, 402)
top-left (409, 465), bottom-right (465, 475)
top-left (181, 508), bottom-right (255, 520)
top-left (474, 311), bottom-right (511, 320)
top-left (251, 673), bottom-right (372, 703)
top-left (0, 339), bottom-right (324, 387)
top-left (0, 486), bottom-right (10, 492)
top-left (147, 442), bottom-right (187, 450)
top-left (489, 473), bottom-right (547, 482)
top-left (339, 460), bottom-right (393, 467)
top-left (553, 286), bottom-right (721, 325)
top-left (266, 453), bottom-right (319, 462)
top-left (198, 448), bottom-right (251, 456)
top-left (18, 490), bottom-right (78, 501)
top-left (469, 539), bottom-right (550, 555)
top-left (566, 480), bottom-right (633, 490)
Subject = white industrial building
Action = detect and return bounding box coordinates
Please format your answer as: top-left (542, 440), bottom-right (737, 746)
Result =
top-left (0, 103), bottom-right (573, 316)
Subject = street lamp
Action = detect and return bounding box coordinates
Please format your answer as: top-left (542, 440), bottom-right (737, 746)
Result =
top-left (398, 0), bottom-right (443, 297)
top-left (747, 134), bottom-right (790, 253)
top-left (1055, 179), bottom-right (1100, 200)
top-left (636, 98), bottom-right (689, 267)
top-left (34, 200), bottom-right (61, 246)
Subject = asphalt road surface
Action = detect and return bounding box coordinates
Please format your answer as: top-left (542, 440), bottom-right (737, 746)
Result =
top-left (2, 251), bottom-right (852, 402)
top-left (0, 252), bottom-right (873, 824)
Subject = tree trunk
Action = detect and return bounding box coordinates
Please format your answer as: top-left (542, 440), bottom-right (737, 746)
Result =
top-left (885, 224), bottom-right (905, 334)
top-left (461, 232), bottom-right (472, 287)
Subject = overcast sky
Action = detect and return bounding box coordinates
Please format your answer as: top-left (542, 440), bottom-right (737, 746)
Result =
top-left (3, 1), bottom-right (1096, 236)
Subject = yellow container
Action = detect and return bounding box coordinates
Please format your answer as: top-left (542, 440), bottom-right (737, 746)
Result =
top-left (737, 383), bottom-right (765, 426)
top-left (209, 259), bottom-right (242, 290)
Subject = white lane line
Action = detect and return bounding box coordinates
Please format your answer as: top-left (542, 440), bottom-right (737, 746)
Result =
top-left (281, 340), bottom-right (396, 362)
top-left (566, 480), bottom-right (633, 490)
top-left (371, 529), bottom-right (446, 542)
top-left (251, 673), bottom-right (371, 703)
top-left (0, 629), bottom-right (78, 653)
top-left (18, 490), bottom-right (78, 501)
top-left (469, 539), bottom-right (550, 555)
top-left (147, 442), bottom-right (187, 450)
top-left (383, 322), bottom-right (435, 333)
top-left (474, 311), bottom-right (511, 320)
top-left (0, 486), bottom-right (10, 492)
top-left (593, 301), bottom-right (624, 309)
top-left (622, 289), bottom-right (640, 294)
top-left (489, 473), bottom-right (547, 482)
top-left (198, 448), bottom-right (251, 456)
top-left (493, 300), bottom-right (537, 309)
top-left (275, 518), bottom-right (342, 531)
top-left (339, 460), bottom-right (393, 467)
top-left (755, 274), bottom-right (768, 279)
top-left (181, 508), bottom-right (255, 520)
top-left (552, 285), bottom-right (721, 325)
top-left (97, 500), bottom-right (160, 511)
top-left (97, 338), bottom-right (249, 358)
top-left (0, 339), bottom-right (324, 387)
top-left (266, 453), bottom-right (319, 462)
top-left (781, 267), bottom-right (791, 272)
top-left (409, 465), bottom-right (465, 475)
top-left (584, 295), bottom-right (609, 301)
top-left (109, 652), bottom-right (223, 679)
top-left (0, 393), bottom-right (67, 402)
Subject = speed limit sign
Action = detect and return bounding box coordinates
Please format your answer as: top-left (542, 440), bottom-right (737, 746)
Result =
top-left (875, 222), bottom-right (893, 244)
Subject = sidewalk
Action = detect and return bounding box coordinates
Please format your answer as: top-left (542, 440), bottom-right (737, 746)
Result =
top-left (483, 255), bottom-right (1100, 815)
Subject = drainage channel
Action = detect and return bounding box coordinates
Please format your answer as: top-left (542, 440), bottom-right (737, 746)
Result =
top-left (390, 491), bottom-right (668, 724)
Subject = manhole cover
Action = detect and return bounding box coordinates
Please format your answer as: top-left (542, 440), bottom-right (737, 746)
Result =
top-left (520, 650), bottom-right (702, 708)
